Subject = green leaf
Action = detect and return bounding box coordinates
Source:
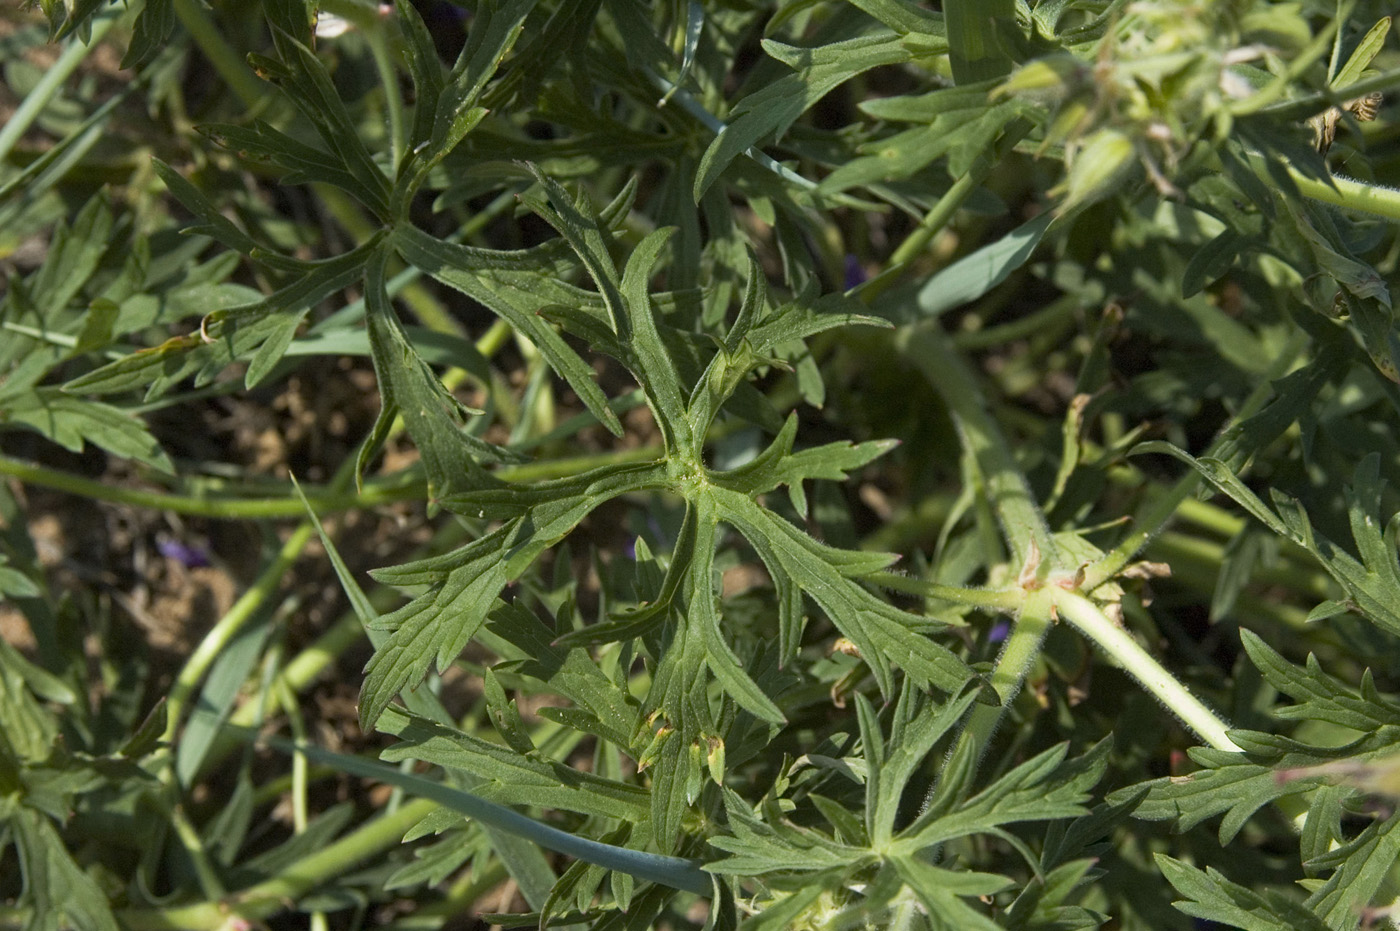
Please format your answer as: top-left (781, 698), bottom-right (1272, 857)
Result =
top-left (1133, 443), bottom-right (1400, 637)
top-left (486, 602), bottom-right (642, 752)
top-left (360, 528), bottom-right (513, 729)
top-left (899, 740), bottom-right (1109, 852)
top-left (910, 210), bottom-right (1055, 320)
top-left (712, 413), bottom-right (898, 498)
top-left (66, 237), bottom-right (381, 399)
top-left (392, 223), bottom-right (623, 435)
top-left (253, 30), bottom-right (391, 217)
top-left (1303, 812), bottom-right (1400, 927)
top-left (1116, 747), bottom-right (1317, 845)
top-left (1, 389), bottom-right (173, 474)
top-left (30, 193), bottom-right (113, 318)
top-left (377, 707), bottom-right (649, 822)
top-left (150, 159), bottom-right (262, 259)
top-left (1332, 17), bottom-right (1391, 90)
top-left (121, 0), bottom-right (176, 69)
top-left (889, 856), bottom-right (1012, 931)
top-left (1240, 630), bottom-right (1400, 733)
top-left (694, 33), bottom-right (924, 200)
top-left (944, 0), bottom-right (1015, 83)
top-left (521, 172), bottom-right (692, 453)
top-left (707, 787), bottom-right (867, 877)
top-left (268, 728), bottom-right (716, 890)
top-left (200, 120), bottom-right (368, 199)
top-left (1156, 854), bottom-right (1332, 931)
top-left (363, 248), bottom-right (501, 499)
top-left (0, 560), bottom-right (41, 599)
top-left (687, 497), bottom-right (786, 724)
top-left (866, 682), bottom-right (981, 847)
top-left (12, 808), bottom-right (120, 931)
top-left (713, 487), bottom-right (972, 697)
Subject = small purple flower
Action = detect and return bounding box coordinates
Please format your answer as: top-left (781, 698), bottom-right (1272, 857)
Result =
top-left (987, 619), bottom-right (1011, 644)
top-left (157, 537), bottom-right (211, 569)
top-left (844, 255), bottom-right (867, 290)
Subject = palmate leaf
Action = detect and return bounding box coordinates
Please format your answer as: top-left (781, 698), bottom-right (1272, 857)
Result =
top-left (360, 527), bottom-right (512, 730)
top-left (712, 486), bottom-right (971, 694)
top-left (199, 121), bottom-right (367, 198)
top-left (685, 496), bottom-right (786, 725)
top-left (252, 19), bottom-right (391, 218)
top-left (706, 787), bottom-right (868, 878)
top-left (1121, 638), bottom-right (1400, 850)
top-left (361, 248), bottom-right (515, 498)
top-left (1241, 630), bottom-right (1400, 733)
top-left (389, 0), bottom-right (532, 215)
top-left (520, 172), bottom-right (693, 453)
top-left (361, 463), bottom-right (668, 729)
top-left (391, 220), bottom-right (625, 436)
top-left (855, 681), bottom-right (981, 847)
top-left (486, 602), bottom-right (643, 751)
top-left (1114, 745), bottom-right (1324, 845)
top-left (898, 740), bottom-right (1109, 853)
top-left (889, 857), bottom-right (1012, 931)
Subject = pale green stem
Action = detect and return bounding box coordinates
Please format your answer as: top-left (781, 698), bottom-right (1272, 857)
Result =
top-left (161, 516), bottom-right (321, 747)
top-left (117, 798), bottom-right (439, 930)
top-left (172, 0), bottom-right (267, 110)
top-left (169, 803), bottom-right (226, 900)
top-left (0, 5), bottom-right (122, 166)
top-left (1291, 168), bottom-right (1400, 222)
top-left (0, 453), bottom-right (424, 518)
top-left (896, 322), bottom-right (1055, 567)
top-left (961, 591), bottom-right (1056, 752)
top-left (859, 122), bottom-right (1029, 304)
top-left (1052, 589), bottom-right (1239, 751)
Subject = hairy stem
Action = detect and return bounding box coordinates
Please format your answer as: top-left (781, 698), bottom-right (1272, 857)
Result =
top-left (1052, 589), bottom-right (1239, 751)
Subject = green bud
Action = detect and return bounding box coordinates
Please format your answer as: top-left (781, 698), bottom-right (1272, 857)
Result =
top-left (1054, 128), bottom-right (1137, 212)
top-left (994, 54), bottom-right (1088, 103)
top-left (706, 736), bottom-right (726, 786)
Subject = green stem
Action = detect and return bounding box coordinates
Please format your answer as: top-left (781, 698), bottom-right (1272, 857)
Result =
top-left (172, 0), bottom-right (267, 110)
top-left (0, 447), bottom-right (662, 518)
top-left (1052, 589), bottom-right (1239, 751)
top-left (860, 122), bottom-right (1030, 304)
top-left (117, 798), bottom-right (439, 930)
top-left (0, 5), bottom-right (122, 166)
top-left (0, 453), bottom-right (424, 518)
top-left (896, 322), bottom-right (1055, 567)
top-left (961, 590), bottom-right (1056, 751)
top-left (161, 494), bottom-right (336, 747)
top-left (1291, 168), bottom-right (1400, 222)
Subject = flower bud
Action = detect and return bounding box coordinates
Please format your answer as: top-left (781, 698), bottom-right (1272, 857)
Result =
top-left (1055, 128), bottom-right (1137, 212)
top-left (994, 54), bottom-right (1088, 104)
